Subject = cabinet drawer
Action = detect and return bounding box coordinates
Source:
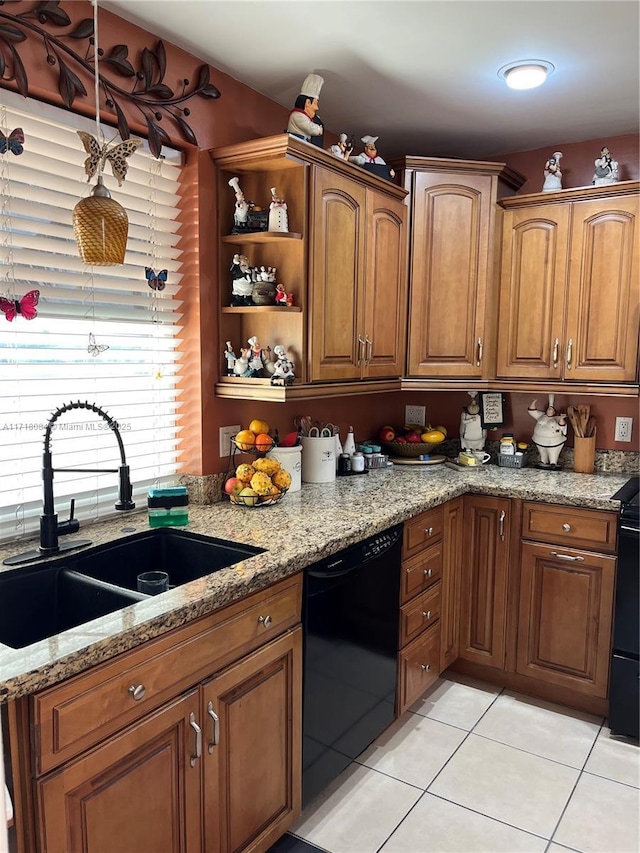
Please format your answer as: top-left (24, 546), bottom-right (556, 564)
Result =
top-left (32, 573), bottom-right (302, 775)
top-left (397, 622), bottom-right (441, 714)
top-left (401, 543), bottom-right (442, 603)
top-left (522, 503), bottom-right (617, 553)
top-left (403, 506), bottom-right (444, 558)
top-left (400, 583), bottom-right (441, 646)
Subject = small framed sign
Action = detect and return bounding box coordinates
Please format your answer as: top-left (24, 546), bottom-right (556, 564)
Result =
top-left (479, 392), bottom-right (506, 428)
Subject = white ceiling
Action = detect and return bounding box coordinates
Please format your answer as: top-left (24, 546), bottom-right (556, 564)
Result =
top-left (101, 0), bottom-right (640, 160)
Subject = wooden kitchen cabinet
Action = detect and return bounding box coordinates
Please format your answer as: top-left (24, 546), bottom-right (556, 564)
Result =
top-left (210, 134), bottom-right (407, 400)
top-left (516, 503), bottom-right (617, 698)
top-left (392, 157), bottom-right (524, 381)
top-left (12, 574), bottom-right (303, 853)
top-left (441, 497), bottom-right (463, 671)
top-left (459, 495), bottom-right (512, 669)
top-left (497, 182), bottom-right (639, 386)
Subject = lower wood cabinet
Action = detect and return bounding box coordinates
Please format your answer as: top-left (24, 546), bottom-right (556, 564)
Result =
top-left (441, 497), bottom-right (463, 671)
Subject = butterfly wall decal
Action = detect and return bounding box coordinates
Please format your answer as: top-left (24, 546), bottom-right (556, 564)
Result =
top-left (77, 131), bottom-right (142, 186)
top-left (0, 128), bottom-right (25, 156)
top-left (0, 289), bottom-right (39, 322)
top-left (145, 267), bottom-right (168, 291)
top-left (87, 332), bottom-right (109, 357)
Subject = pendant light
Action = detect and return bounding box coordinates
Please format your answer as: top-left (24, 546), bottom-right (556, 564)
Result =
top-left (73, 0), bottom-right (129, 265)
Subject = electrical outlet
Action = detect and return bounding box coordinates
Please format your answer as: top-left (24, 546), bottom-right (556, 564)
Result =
top-left (405, 405), bottom-right (426, 427)
top-left (615, 416), bottom-right (633, 442)
top-left (219, 424), bottom-right (241, 457)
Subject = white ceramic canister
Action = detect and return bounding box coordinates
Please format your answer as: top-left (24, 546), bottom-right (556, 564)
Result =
top-left (300, 436), bottom-right (336, 483)
top-left (266, 445), bottom-right (302, 492)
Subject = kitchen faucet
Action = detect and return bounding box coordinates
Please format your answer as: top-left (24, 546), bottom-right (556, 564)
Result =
top-left (3, 400), bottom-right (135, 566)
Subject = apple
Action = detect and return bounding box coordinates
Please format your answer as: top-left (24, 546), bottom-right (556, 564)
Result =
top-left (395, 436), bottom-right (407, 444)
top-left (378, 425), bottom-right (396, 442)
top-left (239, 487), bottom-right (259, 507)
top-left (406, 431), bottom-right (423, 443)
top-left (224, 476), bottom-right (243, 497)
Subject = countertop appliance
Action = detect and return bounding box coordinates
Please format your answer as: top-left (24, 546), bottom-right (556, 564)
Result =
top-left (301, 524), bottom-right (402, 808)
top-left (609, 477), bottom-right (639, 739)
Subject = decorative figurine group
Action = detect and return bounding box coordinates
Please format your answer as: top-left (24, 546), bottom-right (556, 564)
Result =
top-left (542, 145), bottom-right (620, 192)
top-left (224, 338), bottom-right (295, 386)
top-left (229, 253), bottom-right (293, 307)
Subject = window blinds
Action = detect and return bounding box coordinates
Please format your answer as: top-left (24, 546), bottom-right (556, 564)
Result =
top-left (0, 90), bottom-right (184, 543)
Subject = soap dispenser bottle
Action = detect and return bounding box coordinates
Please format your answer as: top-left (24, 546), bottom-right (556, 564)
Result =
top-left (343, 425), bottom-right (356, 457)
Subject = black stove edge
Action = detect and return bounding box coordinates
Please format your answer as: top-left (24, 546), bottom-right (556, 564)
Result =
top-left (610, 476), bottom-right (640, 504)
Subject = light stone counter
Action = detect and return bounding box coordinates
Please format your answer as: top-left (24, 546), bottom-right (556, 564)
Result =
top-left (0, 464), bottom-right (632, 702)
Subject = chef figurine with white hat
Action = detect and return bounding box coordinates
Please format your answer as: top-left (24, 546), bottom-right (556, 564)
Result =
top-left (287, 73), bottom-right (324, 146)
top-left (350, 135), bottom-right (395, 177)
top-left (328, 132), bottom-right (354, 160)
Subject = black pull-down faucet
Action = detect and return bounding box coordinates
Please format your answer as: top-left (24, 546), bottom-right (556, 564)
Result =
top-left (3, 400), bottom-right (135, 566)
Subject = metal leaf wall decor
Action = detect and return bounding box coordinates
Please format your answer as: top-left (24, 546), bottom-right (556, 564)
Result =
top-left (0, 0), bottom-right (221, 156)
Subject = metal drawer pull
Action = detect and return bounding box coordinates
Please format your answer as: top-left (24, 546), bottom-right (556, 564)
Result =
top-left (258, 614), bottom-right (272, 628)
top-left (422, 610), bottom-right (432, 620)
top-left (424, 568), bottom-right (433, 577)
top-left (425, 527), bottom-right (434, 536)
top-left (189, 713), bottom-right (202, 767)
top-left (499, 510), bottom-right (506, 541)
top-left (207, 701), bottom-right (220, 753)
top-left (476, 337), bottom-right (483, 367)
top-left (365, 336), bottom-right (373, 366)
top-left (562, 523), bottom-right (571, 532)
top-left (357, 335), bottom-right (366, 365)
top-left (128, 684), bottom-right (146, 701)
top-left (553, 338), bottom-right (559, 369)
top-left (566, 338), bottom-right (573, 369)
top-left (550, 551), bottom-right (585, 562)
top-left (421, 664), bottom-right (431, 672)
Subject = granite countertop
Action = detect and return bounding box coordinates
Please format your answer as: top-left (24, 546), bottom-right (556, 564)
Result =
top-left (0, 464), bottom-right (632, 703)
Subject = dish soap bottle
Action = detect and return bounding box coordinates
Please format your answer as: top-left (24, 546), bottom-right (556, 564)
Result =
top-left (343, 425), bottom-right (356, 457)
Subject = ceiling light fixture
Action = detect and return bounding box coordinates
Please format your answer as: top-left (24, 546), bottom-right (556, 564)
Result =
top-left (498, 60), bottom-right (555, 90)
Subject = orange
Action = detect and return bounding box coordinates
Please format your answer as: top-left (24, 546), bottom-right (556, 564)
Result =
top-left (235, 429), bottom-right (256, 451)
top-left (254, 433), bottom-right (274, 453)
top-left (248, 418), bottom-right (270, 436)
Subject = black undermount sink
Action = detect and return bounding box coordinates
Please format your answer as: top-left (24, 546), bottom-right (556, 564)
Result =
top-left (0, 529), bottom-right (265, 649)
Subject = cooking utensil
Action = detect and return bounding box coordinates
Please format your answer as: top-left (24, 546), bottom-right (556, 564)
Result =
top-left (585, 416), bottom-right (596, 437)
top-left (308, 426), bottom-right (333, 438)
top-left (577, 404), bottom-right (591, 436)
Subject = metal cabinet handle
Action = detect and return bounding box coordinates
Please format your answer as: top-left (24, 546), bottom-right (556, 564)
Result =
top-left (422, 610), bottom-right (432, 620)
top-left (421, 664), bottom-right (431, 672)
top-left (425, 527), bottom-right (434, 536)
top-left (476, 337), bottom-right (483, 367)
top-left (424, 568), bottom-right (433, 578)
top-left (365, 336), bottom-right (373, 366)
top-left (550, 551), bottom-right (585, 562)
top-left (357, 335), bottom-right (366, 365)
top-left (128, 684), bottom-right (146, 701)
top-left (258, 614), bottom-right (272, 628)
top-left (562, 523), bottom-right (571, 532)
top-left (207, 701), bottom-right (220, 753)
top-left (553, 338), bottom-right (559, 369)
top-left (189, 712), bottom-right (202, 767)
top-left (499, 510), bottom-right (506, 541)
top-left (566, 338), bottom-right (573, 370)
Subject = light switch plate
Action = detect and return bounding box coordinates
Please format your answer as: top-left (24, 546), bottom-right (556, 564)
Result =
top-left (219, 424), bottom-right (241, 457)
top-left (405, 405), bottom-right (426, 427)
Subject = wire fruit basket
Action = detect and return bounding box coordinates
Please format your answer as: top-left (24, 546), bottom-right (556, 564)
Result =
top-left (382, 439), bottom-right (444, 458)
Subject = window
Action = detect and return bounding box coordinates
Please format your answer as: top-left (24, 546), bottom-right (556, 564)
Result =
top-left (0, 90), bottom-right (184, 543)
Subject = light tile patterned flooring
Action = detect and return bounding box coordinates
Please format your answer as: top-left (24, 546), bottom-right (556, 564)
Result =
top-left (288, 675), bottom-right (640, 853)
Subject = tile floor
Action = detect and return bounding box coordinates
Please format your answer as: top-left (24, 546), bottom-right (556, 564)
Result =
top-left (278, 674), bottom-right (640, 853)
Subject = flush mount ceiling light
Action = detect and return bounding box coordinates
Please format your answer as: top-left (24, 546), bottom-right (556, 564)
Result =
top-left (498, 60), bottom-right (555, 90)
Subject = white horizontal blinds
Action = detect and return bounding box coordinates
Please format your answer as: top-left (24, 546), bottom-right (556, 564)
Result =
top-left (0, 91), bottom-right (184, 543)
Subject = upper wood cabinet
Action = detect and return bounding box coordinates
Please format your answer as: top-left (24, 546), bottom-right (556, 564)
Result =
top-left (497, 182), bottom-right (639, 385)
top-left (392, 157), bottom-right (524, 381)
top-left (210, 135), bottom-right (408, 401)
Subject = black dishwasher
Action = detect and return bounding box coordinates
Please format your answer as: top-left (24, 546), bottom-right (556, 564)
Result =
top-left (302, 524), bottom-right (402, 808)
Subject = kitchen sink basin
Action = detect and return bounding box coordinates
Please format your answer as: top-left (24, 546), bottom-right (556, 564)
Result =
top-left (63, 528), bottom-right (265, 593)
top-left (0, 566), bottom-right (146, 649)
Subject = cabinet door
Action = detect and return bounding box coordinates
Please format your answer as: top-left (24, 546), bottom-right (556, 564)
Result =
top-left (36, 690), bottom-right (202, 853)
top-left (203, 628), bottom-right (302, 853)
top-left (309, 168), bottom-right (366, 381)
top-left (565, 196), bottom-right (639, 382)
top-left (441, 497), bottom-right (463, 671)
top-left (459, 496), bottom-right (511, 669)
top-left (496, 204), bottom-right (570, 379)
top-left (407, 172), bottom-right (494, 378)
top-left (363, 189), bottom-right (407, 378)
top-left (517, 542), bottom-right (615, 697)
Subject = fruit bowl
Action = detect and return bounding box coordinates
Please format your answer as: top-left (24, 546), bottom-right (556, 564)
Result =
top-left (228, 487), bottom-right (288, 508)
top-left (382, 438), bottom-right (444, 458)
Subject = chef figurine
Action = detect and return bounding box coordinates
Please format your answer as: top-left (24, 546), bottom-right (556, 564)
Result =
top-left (542, 151), bottom-right (563, 191)
top-left (350, 136), bottom-right (395, 178)
top-left (233, 347), bottom-right (250, 377)
top-left (228, 176), bottom-right (250, 232)
top-left (593, 146), bottom-right (619, 186)
top-left (270, 344), bottom-right (295, 386)
top-left (247, 335), bottom-right (265, 377)
top-left (327, 132), bottom-right (354, 160)
top-left (223, 341), bottom-right (236, 376)
top-left (528, 395), bottom-right (568, 468)
top-left (268, 187), bottom-right (289, 232)
top-left (230, 253), bottom-right (253, 306)
top-left (460, 391), bottom-right (487, 452)
top-left (287, 73), bottom-right (324, 146)
top-left (275, 283), bottom-right (294, 306)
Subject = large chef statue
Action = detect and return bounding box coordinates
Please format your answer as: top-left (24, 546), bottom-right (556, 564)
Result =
top-left (528, 394), bottom-right (568, 468)
top-left (459, 391), bottom-right (487, 452)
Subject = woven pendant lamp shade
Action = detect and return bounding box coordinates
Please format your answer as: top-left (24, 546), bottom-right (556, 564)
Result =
top-left (73, 176), bottom-right (128, 265)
